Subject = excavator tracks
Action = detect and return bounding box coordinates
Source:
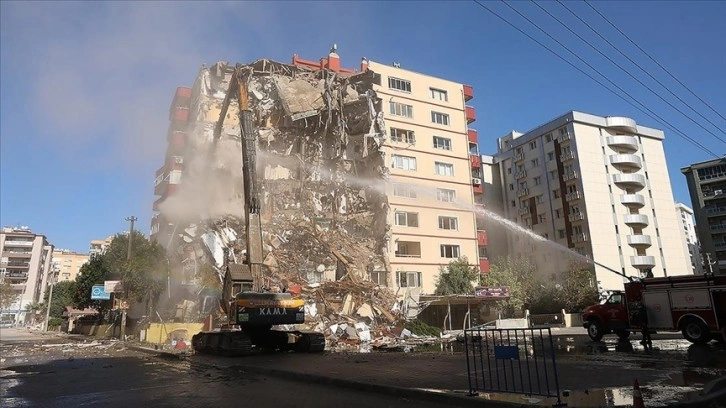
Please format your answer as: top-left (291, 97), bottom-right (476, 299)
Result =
top-left (192, 329), bottom-right (326, 356)
top-left (192, 331), bottom-right (254, 356)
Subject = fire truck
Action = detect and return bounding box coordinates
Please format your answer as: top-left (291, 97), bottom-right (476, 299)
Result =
top-left (581, 274), bottom-right (726, 344)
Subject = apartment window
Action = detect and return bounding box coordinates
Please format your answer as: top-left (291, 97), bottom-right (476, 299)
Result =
top-left (438, 216), bottom-right (458, 230)
top-left (545, 133), bottom-right (553, 142)
top-left (529, 141), bottom-right (537, 150)
top-left (564, 164), bottom-right (574, 174)
top-left (558, 229), bottom-right (566, 239)
top-left (508, 168), bottom-right (512, 174)
top-left (393, 183), bottom-right (417, 198)
top-left (553, 189), bottom-right (560, 198)
top-left (391, 127), bottom-right (416, 144)
top-left (391, 154), bottom-right (417, 170)
top-left (519, 181), bottom-right (528, 189)
top-left (388, 77), bottom-right (411, 92)
top-left (435, 162), bottom-right (454, 176)
top-left (566, 184), bottom-right (578, 194)
top-left (511, 200), bottom-right (516, 207)
top-left (562, 145), bottom-right (572, 156)
top-left (509, 183), bottom-right (514, 191)
top-left (369, 270), bottom-right (386, 286)
top-left (395, 211), bottom-right (419, 227)
top-left (571, 205), bottom-right (581, 214)
top-left (396, 241), bottom-right (421, 258)
top-left (555, 209), bottom-right (562, 219)
top-left (558, 127), bottom-right (567, 136)
top-left (515, 147), bottom-right (523, 155)
top-left (433, 136), bottom-right (452, 150)
top-left (533, 176), bottom-right (541, 186)
top-left (397, 271), bottom-right (422, 288)
top-left (536, 194), bottom-right (544, 204)
top-left (440, 244), bottom-right (461, 258)
top-left (389, 101), bottom-right (413, 118)
top-left (531, 158), bottom-right (540, 168)
top-left (547, 151), bottom-right (555, 161)
top-left (573, 225), bottom-right (583, 235)
top-left (437, 188), bottom-right (456, 202)
top-left (549, 170), bottom-right (558, 180)
top-left (539, 214), bottom-right (546, 223)
top-left (431, 111), bottom-right (450, 125)
top-left (429, 88), bottom-right (448, 101)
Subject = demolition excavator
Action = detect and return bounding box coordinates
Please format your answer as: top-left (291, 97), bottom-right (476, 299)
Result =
top-left (191, 65), bottom-right (326, 355)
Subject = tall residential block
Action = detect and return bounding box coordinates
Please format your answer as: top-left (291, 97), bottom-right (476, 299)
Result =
top-left (51, 250), bottom-right (90, 283)
top-left (681, 157), bottom-right (726, 274)
top-left (675, 203), bottom-right (704, 274)
top-left (0, 226), bottom-right (53, 323)
top-left (491, 111), bottom-right (691, 290)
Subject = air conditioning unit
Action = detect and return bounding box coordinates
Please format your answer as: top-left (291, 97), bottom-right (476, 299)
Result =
top-left (715, 190), bottom-right (723, 196)
top-left (173, 156), bottom-right (184, 164)
top-left (472, 177), bottom-right (482, 185)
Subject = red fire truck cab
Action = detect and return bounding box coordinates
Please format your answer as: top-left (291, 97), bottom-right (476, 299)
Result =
top-left (581, 274), bottom-right (726, 344)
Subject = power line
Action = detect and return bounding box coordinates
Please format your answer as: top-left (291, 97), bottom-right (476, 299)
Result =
top-left (584, 0), bottom-right (726, 124)
top-left (551, 0), bottom-right (726, 142)
top-left (470, 0), bottom-right (718, 157)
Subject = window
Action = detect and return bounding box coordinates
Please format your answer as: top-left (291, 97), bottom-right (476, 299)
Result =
top-left (571, 205), bottom-right (580, 214)
top-left (393, 183), bottom-right (417, 198)
top-left (533, 176), bottom-right (541, 186)
top-left (396, 241), bottom-right (421, 257)
top-left (536, 194), bottom-right (544, 204)
top-left (437, 188), bottom-right (456, 202)
top-left (531, 158), bottom-right (540, 167)
top-left (388, 77), bottom-right (411, 92)
top-left (429, 88), bottom-right (448, 101)
top-left (390, 101), bottom-right (413, 118)
top-left (547, 151), bottom-right (555, 161)
top-left (439, 216), bottom-right (458, 230)
top-left (397, 271), bottom-right (422, 288)
top-left (391, 155), bottom-right (417, 170)
top-left (440, 244), bottom-right (461, 258)
top-left (507, 168), bottom-right (512, 174)
top-left (433, 136), bottom-right (452, 150)
top-left (529, 141), bottom-right (537, 150)
top-left (509, 183), bottom-right (514, 191)
top-left (435, 162), bottom-right (454, 176)
top-left (553, 189), bottom-right (560, 198)
top-left (555, 209), bottom-right (562, 219)
top-left (558, 229), bottom-right (566, 239)
top-left (539, 214), bottom-right (546, 223)
top-left (391, 128), bottom-right (416, 144)
top-left (395, 211), bottom-right (419, 227)
top-left (545, 133), bottom-right (553, 142)
top-left (369, 270), bottom-right (386, 286)
top-left (431, 111), bottom-right (450, 125)
top-left (516, 147), bottom-right (523, 155)
top-left (549, 170), bottom-right (558, 180)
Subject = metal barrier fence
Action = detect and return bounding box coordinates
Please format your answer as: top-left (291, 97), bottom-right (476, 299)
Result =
top-left (464, 327), bottom-right (564, 406)
top-left (529, 313), bottom-right (565, 327)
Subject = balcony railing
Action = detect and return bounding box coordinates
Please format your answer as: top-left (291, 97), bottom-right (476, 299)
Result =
top-left (557, 132), bottom-right (571, 143)
top-left (566, 191), bottom-right (581, 201)
top-left (710, 224), bottom-right (726, 233)
top-left (572, 233), bottom-right (589, 243)
top-left (515, 170), bottom-right (527, 179)
top-left (514, 152), bottom-right (525, 162)
top-left (562, 171), bottom-right (578, 181)
top-left (705, 206), bottom-right (726, 217)
top-left (3, 241), bottom-right (33, 246)
top-left (568, 213), bottom-right (584, 222)
top-left (394, 253), bottom-right (422, 258)
top-left (517, 188), bottom-right (529, 197)
top-left (519, 207), bottom-right (530, 215)
top-left (560, 151), bottom-right (576, 162)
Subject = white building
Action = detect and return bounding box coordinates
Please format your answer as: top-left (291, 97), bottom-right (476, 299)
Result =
top-left (490, 111), bottom-right (691, 291)
top-left (675, 203), bottom-right (704, 274)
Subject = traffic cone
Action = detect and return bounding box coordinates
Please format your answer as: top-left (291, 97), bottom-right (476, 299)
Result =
top-left (632, 379), bottom-right (645, 408)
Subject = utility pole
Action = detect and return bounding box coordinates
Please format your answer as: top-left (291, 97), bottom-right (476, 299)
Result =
top-left (43, 273), bottom-right (56, 331)
top-left (121, 216), bottom-right (137, 341)
top-left (706, 252), bottom-right (716, 274)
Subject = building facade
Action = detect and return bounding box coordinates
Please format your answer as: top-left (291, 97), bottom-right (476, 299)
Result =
top-left (674, 203), bottom-right (704, 275)
top-left (51, 250), bottom-right (90, 282)
top-left (681, 157), bottom-right (726, 274)
top-left (491, 111), bottom-right (691, 290)
top-left (89, 236), bottom-right (114, 258)
top-left (0, 227), bottom-right (53, 323)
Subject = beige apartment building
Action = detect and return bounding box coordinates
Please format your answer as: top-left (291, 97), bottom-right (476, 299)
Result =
top-left (89, 236), bottom-right (113, 258)
top-left (368, 61), bottom-right (483, 293)
top-left (51, 250), bottom-right (89, 282)
top-left (0, 227), bottom-right (53, 323)
top-left (675, 203), bottom-right (704, 274)
top-left (491, 111), bottom-right (691, 291)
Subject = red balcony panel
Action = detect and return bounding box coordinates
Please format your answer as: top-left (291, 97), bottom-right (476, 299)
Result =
top-left (155, 164), bottom-right (167, 178)
top-left (473, 184), bottom-right (483, 194)
top-left (175, 87), bottom-right (192, 100)
top-left (465, 106), bottom-right (476, 124)
top-left (170, 106), bottom-right (190, 122)
top-left (463, 85), bottom-right (474, 102)
top-left (167, 183), bottom-right (178, 196)
top-left (166, 156), bottom-right (185, 171)
top-left (468, 129), bottom-right (478, 144)
top-left (153, 197), bottom-right (164, 212)
top-left (470, 155), bottom-right (482, 169)
top-left (167, 130), bottom-right (187, 143)
top-left (479, 258), bottom-right (490, 274)
top-left (477, 230), bottom-right (488, 246)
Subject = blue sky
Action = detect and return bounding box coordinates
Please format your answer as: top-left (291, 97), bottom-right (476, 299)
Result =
top-left (1, 1), bottom-right (724, 253)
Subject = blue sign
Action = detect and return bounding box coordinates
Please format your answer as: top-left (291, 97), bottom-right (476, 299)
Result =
top-left (494, 345), bottom-right (519, 360)
top-left (91, 285), bottom-right (111, 300)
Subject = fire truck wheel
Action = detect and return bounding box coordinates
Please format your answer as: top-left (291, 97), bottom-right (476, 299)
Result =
top-left (587, 319), bottom-right (604, 342)
top-left (681, 319), bottom-right (711, 344)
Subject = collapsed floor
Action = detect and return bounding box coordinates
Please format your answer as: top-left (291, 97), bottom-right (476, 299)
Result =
top-left (154, 59), bottom-right (445, 349)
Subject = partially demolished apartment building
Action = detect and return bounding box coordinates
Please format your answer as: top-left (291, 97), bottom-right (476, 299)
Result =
top-left (150, 48), bottom-right (487, 301)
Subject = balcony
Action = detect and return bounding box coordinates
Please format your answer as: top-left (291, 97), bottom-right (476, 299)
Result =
top-left (167, 130), bottom-right (187, 151)
top-left (613, 173), bottom-right (646, 190)
top-left (706, 206), bottom-right (726, 217)
top-left (627, 235), bottom-right (652, 249)
top-left (630, 255), bottom-right (656, 268)
top-left (473, 184), bottom-right (483, 194)
top-left (477, 230), bottom-right (488, 246)
top-left (470, 155), bottom-right (482, 169)
top-left (153, 197), bottom-right (164, 212)
top-left (623, 214), bottom-right (649, 228)
top-left (395, 241), bottom-right (422, 258)
top-left (621, 194), bottom-right (646, 208)
top-left (607, 135), bottom-right (639, 153)
top-left (515, 170), bottom-right (527, 179)
top-left (519, 206), bottom-right (531, 216)
top-left (463, 85), bottom-right (474, 102)
top-left (3, 241), bottom-right (33, 247)
top-left (468, 129), bottom-right (478, 143)
top-left (698, 171), bottom-right (726, 184)
top-left (479, 258), bottom-right (490, 273)
top-left (609, 154), bottom-right (642, 171)
top-left (715, 242), bottom-right (726, 252)
top-left (170, 106), bottom-right (190, 123)
top-left (568, 213), bottom-right (584, 222)
top-left (710, 224), bottom-right (726, 233)
top-left (557, 132), bottom-right (571, 143)
top-left (562, 171), bottom-right (578, 181)
top-left (605, 116), bottom-right (638, 133)
top-left (514, 152), bottom-right (525, 162)
top-left (465, 106), bottom-right (476, 124)
top-left (560, 151), bottom-right (576, 162)
top-left (703, 189), bottom-right (726, 201)
top-left (572, 233), bottom-right (589, 243)
top-left (517, 188), bottom-right (529, 197)
top-left (566, 191), bottom-right (581, 201)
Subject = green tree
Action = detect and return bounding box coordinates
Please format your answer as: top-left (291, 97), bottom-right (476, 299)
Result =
top-left (480, 256), bottom-right (536, 317)
top-left (24, 301), bottom-right (45, 324)
top-left (43, 280), bottom-right (77, 319)
top-left (559, 264), bottom-right (599, 312)
top-left (434, 257), bottom-right (480, 295)
top-left (0, 280), bottom-right (19, 311)
top-left (73, 255), bottom-right (112, 318)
